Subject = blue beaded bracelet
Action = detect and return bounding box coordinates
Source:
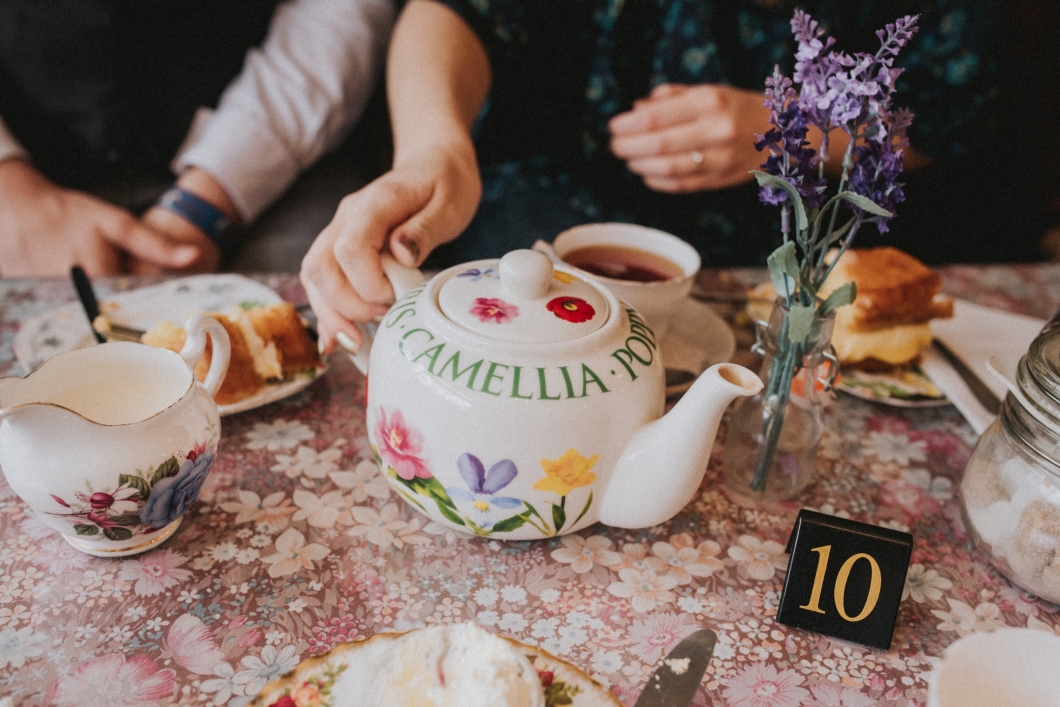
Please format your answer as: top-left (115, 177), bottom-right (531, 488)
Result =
top-left (157, 187), bottom-right (237, 254)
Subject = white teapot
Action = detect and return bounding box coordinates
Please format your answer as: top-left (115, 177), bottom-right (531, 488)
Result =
top-left (0, 315), bottom-right (230, 556)
top-left (356, 250), bottom-right (761, 539)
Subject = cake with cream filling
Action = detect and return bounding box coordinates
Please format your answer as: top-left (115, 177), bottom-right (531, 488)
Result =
top-left (141, 302), bottom-right (320, 405)
top-left (339, 623), bottom-right (546, 707)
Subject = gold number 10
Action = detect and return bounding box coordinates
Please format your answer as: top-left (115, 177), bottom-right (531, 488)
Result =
top-left (799, 545), bottom-right (882, 622)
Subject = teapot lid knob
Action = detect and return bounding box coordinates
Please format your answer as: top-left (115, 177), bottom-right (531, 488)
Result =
top-left (500, 250), bottom-right (553, 301)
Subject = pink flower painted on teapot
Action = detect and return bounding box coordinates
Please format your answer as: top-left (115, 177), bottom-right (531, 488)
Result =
top-left (470, 297), bottom-right (519, 323)
top-left (375, 408), bottom-right (432, 481)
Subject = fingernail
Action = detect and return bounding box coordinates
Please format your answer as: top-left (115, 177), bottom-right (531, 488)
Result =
top-left (397, 234), bottom-right (420, 264)
top-left (317, 338), bottom-right (329, 356)
top-left (336, 331), bottom-right (360, 354)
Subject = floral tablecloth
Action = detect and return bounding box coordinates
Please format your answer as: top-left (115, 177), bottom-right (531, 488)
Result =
top-left (1, 265), bottom-right (1059, 707)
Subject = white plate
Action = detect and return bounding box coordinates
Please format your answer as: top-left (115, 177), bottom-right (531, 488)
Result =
top-left (13, 274), bottom-right (324, 416)
top-left (250, 629), bottom-right (622, 707)
top-left (661, 296), bottom-right (737, 396)
top-left (836, 365), bottom-right (950, 408)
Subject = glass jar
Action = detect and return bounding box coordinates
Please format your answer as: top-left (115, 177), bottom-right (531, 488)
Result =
top-left (960, 327), bottom-right (1060, 603)
top-left (723, 300), bottom-right (838, 503)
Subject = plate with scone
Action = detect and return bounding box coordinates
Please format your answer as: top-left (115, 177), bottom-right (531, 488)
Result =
top-left (748, 247), bottom-right (954, 407)
top-left (251, 622), bottom-right (621, 707)
top-left (13, 274), bottom-right (325, 416)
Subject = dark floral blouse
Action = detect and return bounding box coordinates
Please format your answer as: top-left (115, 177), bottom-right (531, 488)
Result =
top-left (423, 0), bottom-right (1000, 267)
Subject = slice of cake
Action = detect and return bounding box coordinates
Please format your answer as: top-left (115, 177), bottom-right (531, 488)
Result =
top-left (141, 302), bottom-right (320, 405)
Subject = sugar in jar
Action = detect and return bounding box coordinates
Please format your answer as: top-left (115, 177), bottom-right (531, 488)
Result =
top-left (960, 327), bottom-right (1060, 603)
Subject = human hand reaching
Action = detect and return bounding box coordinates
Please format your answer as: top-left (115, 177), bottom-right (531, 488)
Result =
top-left (0, 159), bottom-right (200, 277)
top-left (609, 83), bottom-right (771, 193)
top-left (300, 139), bottom-right (482, 355)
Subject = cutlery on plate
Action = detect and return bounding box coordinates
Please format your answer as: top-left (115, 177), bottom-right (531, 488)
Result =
top-left (634, 628), bottom-right (717, 707)
top-left (69, 266), bottom-right (319, 344)
top-left (931, 337), bottom-right (1002, 415)
top-left (70, 266), bottom-right (143, 343)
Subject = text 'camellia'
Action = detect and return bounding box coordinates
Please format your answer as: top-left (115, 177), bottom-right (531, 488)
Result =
top-left (394, 307), bottom-right (657, 400)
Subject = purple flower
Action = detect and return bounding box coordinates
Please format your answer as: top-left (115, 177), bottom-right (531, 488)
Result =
top-left (446, 453), bottom-right (523, 528)
top-left (140, 450), bottom-right (214, 529)
top-left (756, 68), bottom-right (827, 210)
top-left (847, 131), bottom-right (907, 233)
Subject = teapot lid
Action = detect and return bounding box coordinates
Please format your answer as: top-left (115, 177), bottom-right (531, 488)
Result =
top-left (437, 250), bottom-right (610, 343)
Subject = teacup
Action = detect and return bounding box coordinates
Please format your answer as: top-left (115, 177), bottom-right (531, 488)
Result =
top-left (539, 223), bottom-right (701, 341)
top-left (0, 315), bottom-right (230, 557)
top-left (927, 627), bottom-right (1060, 707)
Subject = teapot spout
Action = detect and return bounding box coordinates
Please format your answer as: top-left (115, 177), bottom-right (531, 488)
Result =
top-left (598, 363), bottom-right (762, 528)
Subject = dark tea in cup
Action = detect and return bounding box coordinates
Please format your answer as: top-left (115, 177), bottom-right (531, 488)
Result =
top-left (561, 244), bottom-right (685, 283)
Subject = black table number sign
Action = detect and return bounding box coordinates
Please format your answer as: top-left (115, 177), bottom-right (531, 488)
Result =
top-left (777, 509), bottom-right (913, 650)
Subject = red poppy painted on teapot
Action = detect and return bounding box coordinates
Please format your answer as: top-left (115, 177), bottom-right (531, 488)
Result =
top-left (356, 250), bottom-right (761, 539)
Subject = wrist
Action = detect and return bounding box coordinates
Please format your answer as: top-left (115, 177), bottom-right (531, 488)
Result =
top-left (175, 167), bottom-right (241, 226)
top-left (155, 185), bottom-right (238, 257)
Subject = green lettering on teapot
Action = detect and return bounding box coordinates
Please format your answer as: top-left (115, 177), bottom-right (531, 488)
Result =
top-left (394, 320), bottom-right (646, 402)
top-left (437, 350), bottom-right (484, 390)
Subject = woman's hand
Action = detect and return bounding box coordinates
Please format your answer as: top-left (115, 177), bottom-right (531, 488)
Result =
top-left (300, 138), bottom-right (481, 355)
top-left (609, 83), bottom-right (771, 193)
top-left (0, 159), bottom-right (200, 277)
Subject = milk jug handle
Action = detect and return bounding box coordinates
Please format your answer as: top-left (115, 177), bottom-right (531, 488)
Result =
top-left (179, 314), bottom-right (232, 397)
top-left (349, 254), bottom-right (426, 375)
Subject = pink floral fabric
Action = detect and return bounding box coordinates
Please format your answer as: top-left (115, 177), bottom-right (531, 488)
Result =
top-left (0, 268), bottom-right (1059, 706)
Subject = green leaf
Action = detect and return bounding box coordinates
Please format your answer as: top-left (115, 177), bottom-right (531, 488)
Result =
top-left (74, 524), bottom-right (99, 536)
top-left (121, 475), bottom-right (151, 500)
top-left (435, 501), bottom-right (466, 527)
top-left (552, 501), bottom-right (567, 534)
top-left (571, 492), bottom-right (594, 529)
top-left (819, 281), bottom-right (857, 316)
top-left (103, 527), bottom-right (134, 542)
top-left (751, 170), bottom-right (808, 231)
top-left (398, 475), bottom-right (457, 511)
top-left (523, 501), bottom-right (545, 524)
top-left (767, 242), bottom-right (800, 300)
top-left (150, 457), bottom-right (179, 485)
top-left (787, 304), bottom-right (818, 344)
top-left (490, 512), bottom-right (531, 534)
top-left (112, 514), bottom-right (144, 527)
top-left (827, 216), bottom-right (856, 246)
top-left (836, 191), bottom-right (893, 217)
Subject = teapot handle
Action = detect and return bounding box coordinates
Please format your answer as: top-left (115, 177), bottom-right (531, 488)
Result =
top-left (349, 254), bottom-right (427, 374)
top-left (179, 314), bottom-right (232, 397)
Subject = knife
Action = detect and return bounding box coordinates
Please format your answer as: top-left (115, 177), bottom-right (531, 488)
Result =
top-left (931, 338), bottom-right (1002, 416)
top-left (70, 265), bottom-right (107, 344)
top-left (634, 628), bottom-right (717, 707)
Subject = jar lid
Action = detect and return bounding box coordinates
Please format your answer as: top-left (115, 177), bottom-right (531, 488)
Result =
top-left (436, 250), bottom-right (609, 344)
top-left (1015, 327), bottom-right (1060, 435)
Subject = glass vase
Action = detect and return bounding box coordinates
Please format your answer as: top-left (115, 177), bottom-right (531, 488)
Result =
top-left (723, 299), bottom-right (838, 503)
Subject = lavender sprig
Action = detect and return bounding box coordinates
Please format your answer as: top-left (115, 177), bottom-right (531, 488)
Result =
top-left (746, 11), bottom-right (918, 494)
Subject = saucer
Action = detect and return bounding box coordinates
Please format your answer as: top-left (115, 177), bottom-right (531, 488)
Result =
top-left (251, 629), bottom-right (621, 707)
top-left (660, 297), bottom-right (736, 396)
top-left (13, 274), bottom-right (325, 416)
